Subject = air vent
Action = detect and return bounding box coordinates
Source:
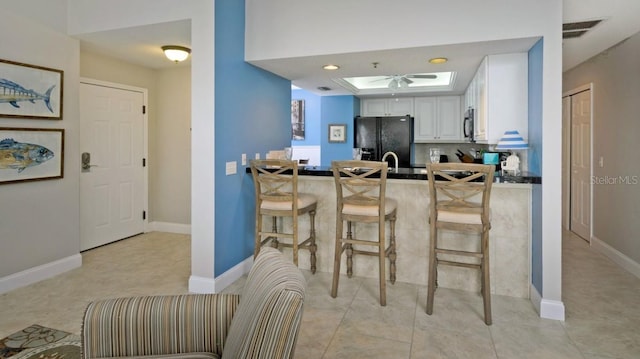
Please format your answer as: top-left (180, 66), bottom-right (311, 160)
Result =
top-left (317, 86), bottom-right (332, 91)
top-left (563, 19), bottom-right (603, 39)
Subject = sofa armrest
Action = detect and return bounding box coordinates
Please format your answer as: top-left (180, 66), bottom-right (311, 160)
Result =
top-left (82, 294), bottom-right (240, 359)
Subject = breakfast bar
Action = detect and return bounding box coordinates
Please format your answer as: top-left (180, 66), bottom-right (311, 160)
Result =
top-left (248, 166), bottom-right (539, 299)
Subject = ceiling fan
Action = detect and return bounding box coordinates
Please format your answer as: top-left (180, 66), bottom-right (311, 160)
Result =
top-left (374, 74), bottom-right (438, 90)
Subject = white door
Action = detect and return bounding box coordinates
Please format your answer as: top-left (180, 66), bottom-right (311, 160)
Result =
top-left (80, 81), bottom-right (147, 251)
top-left (570, 89), bottom-right (591, 241)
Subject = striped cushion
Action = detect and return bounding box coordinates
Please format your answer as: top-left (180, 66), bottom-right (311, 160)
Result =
top-left (261, 192), bottom-right (317, 211)
top-left (82, 294), bottom-right (240, 359)
top-left (342, 198), bottom-right (397, 217)
top-left (222, 247), bottom-right (306, 359)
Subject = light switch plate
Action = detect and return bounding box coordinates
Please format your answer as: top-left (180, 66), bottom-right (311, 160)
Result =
top-left (225, 161), bottom-right (237, 175)
top-left (255, 153), bottom-right (260, 159)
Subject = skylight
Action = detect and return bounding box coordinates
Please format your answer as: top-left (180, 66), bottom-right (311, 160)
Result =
top-left (334, 72), bottom-right (455, 94)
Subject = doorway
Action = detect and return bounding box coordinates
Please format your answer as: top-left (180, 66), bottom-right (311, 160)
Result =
top-left (79, 79), bottom-right (148, 251)
top-left (563, 85), bottom-right (592, 242)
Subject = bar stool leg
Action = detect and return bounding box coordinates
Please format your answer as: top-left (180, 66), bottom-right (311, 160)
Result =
top-left (378, 219), bottom-right (387, 306)
top-left (309, 209), bottom-right (317, 274)
top-left (389, 217), bottom-right (397, 284)
top-left (254, 210), bottom-right (262, 259)
top-left (346, 221), bottom-right (354, 278)
top-left (270, 216), bottom-right (279, 248)
top-left (481, 229), bottom-right (492, 325)
top-left (331, 216), bottom-right (344, 298)
top-left (426, 223), bottom-right (438, 315)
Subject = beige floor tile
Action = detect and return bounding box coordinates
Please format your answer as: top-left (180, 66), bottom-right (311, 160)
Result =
top-left (1, 230), bottom-right (640, 359)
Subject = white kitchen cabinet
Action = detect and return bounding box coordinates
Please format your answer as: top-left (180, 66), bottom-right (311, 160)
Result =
top-left (361, 97), bottom-right (414, 116)
top-left (471, 53), bottom-right (528, 144)
top-left (414, 96), bottom-right (462, 142)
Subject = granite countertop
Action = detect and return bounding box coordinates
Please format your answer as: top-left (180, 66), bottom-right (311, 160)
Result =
top-left (246, 166), bottom-right (541, 184)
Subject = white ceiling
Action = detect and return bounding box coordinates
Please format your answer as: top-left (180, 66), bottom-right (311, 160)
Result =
top-left (75, 1), bottom-right (640, 97)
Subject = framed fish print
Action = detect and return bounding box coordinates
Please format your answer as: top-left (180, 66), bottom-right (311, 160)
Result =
top-left (0, 59), bottom-right (63, 120)
top-left (0, 127), bottom-right (64, 184)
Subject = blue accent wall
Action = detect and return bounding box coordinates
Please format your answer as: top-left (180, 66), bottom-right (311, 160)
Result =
top-left (292, 89), bottom-right (321, 146)
top-left (214, 0), bottom-right (291, 275)
top-left (529, 39), bottom-right (544, 294)
top-left (321, 96), bottom-right (359, 166)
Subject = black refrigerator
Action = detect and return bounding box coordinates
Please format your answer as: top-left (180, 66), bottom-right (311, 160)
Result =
top-left (354, 115), bottom-right (414, 168)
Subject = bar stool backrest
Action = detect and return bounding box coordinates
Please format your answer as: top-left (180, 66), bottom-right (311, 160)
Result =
top-left (331, 160), bottom-right (388, 220)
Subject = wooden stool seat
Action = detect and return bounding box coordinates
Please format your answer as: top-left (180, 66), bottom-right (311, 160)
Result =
top-left (426, 163), bottom-right (495, 325)
top-left (331, 160), bottom-right (398, 306)
top-left (250, 159), bottom-right (318, 272)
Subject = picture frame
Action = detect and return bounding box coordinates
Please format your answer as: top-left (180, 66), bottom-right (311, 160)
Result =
top-left (0, 127), bottom-right (64, 184)
top-left (0, 59), bottom-right (63, 120)
top-left (291, 99), bottom-right (305, 140)
top-left (328, 124), bottom-right (347, 143)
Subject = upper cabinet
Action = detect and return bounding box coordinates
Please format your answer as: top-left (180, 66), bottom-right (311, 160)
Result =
top-left (467, 53), bottom-right (528, 144)
top-left (361, 98), bottom-right (414, 116)
top-left (414, 96), bottom-right (462, 142)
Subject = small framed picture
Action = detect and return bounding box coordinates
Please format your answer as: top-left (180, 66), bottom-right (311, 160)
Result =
top-left (328, 124), bottom-right (346, 143)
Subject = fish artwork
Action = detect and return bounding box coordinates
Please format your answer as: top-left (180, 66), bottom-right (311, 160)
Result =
top-left (0, 78), bottom-right (55, 113)
top-left (0, 138), bottom-right (54, 173)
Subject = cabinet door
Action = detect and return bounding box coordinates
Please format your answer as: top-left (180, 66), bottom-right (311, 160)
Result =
top-left (361, 99), bottom-right (388, 116)
top-left (474, 57), bottom-right (487, 141)
top-left (437, 96), bottom-right (462, 140)
top-left (387, 98), bottom-right (414, 116)
top-left (414, 97), bottom-right (437, 141)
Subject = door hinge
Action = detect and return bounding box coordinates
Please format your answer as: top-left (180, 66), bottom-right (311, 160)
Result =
top-left (142, 158), bottom-right (146, 167)
top-left (143, 211), bottom-right (146, 220)
top-left (142, 105), bottom-right (146, 114)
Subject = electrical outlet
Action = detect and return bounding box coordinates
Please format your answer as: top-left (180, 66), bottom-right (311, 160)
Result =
top-left (242, 153), bottom-right (247, 166)
top-left (225, 161), bottom-right (237, 175)
top-left (255, 153), bottom-right (260, 160)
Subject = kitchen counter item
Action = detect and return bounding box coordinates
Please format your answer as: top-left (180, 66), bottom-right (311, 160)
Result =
top-left (456, 149), bottom-right (475, 163)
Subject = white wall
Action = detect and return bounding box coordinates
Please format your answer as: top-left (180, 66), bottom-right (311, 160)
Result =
top-left (564, 31), bottom-right (640, 274)
top-left (155, 67), bottom-right (191, 225)
top-left (0, 10), bottom-right (81, 289)
top-left (246, 0), bottom-right (564, 319)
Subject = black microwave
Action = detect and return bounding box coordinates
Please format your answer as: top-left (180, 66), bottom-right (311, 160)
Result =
top-left (463, 107), bottom-right (475, 143)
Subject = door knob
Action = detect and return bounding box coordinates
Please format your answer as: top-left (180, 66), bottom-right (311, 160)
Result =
top-left (81, 152), bottom-right (97, 172)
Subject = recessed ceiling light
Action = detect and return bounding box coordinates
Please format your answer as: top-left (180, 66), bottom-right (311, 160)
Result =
top-left (428, 57), bottom-right (448, 64)
top-left (323, 64), bottom-right (340, 70)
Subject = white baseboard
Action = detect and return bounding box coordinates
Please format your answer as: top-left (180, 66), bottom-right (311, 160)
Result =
top-left (148, 221), bottom-right (191, 234)
top-left (214, 255), bottom-right (254, 292)
top-left (0, 254), bottom-right (82, 295)
top-left (188, 275), bottom-right (216, 293)
top-left (530, 284), bottom-right (565, 321)
top-left (189, 256), bottom-right (253, 294)
top-left (592, 236), bottom-right (640, 279)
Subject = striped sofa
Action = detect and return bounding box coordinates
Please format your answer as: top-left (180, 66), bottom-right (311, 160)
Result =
top-left (81, 247), bottom-right (306, 359)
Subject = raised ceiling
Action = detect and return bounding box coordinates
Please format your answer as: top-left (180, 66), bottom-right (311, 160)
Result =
top-left (72, 1), bottom-right (640, 97)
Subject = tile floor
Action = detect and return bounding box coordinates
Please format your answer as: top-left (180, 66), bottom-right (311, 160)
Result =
top-left (1, 230), bottom-right (639, 358)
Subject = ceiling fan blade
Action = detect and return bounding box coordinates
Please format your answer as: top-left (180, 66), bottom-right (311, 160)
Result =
top-left (370, 76), bottom-right (393, 83)
top-left (400, 77), bottom-right (414, 85)
top-left (406, 74), bottom-right (437, 79)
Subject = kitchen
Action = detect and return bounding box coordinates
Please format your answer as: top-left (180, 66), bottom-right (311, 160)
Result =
top-left (250, 49), bottom-right (541, 300)
top-left (289, 52), bottom-right (533, 177)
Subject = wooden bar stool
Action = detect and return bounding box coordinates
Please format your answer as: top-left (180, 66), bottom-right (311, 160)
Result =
top-left (331, 160), bottom-right (397, 306)
top-left (250, 159), bottom-right (317, 272)
top-left (425, 163), bottom-right (495, 325)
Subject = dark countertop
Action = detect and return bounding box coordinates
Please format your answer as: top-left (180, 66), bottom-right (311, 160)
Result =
top-left (246, 166), bottom-right (541, 184)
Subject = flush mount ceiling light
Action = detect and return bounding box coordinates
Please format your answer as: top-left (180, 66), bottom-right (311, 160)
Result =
top-left (322, 64), bottom-right (340, 70)
top-left (162, 45), bottom-right (191, 62)
top-left (428, 57), bottom-right (448, 64)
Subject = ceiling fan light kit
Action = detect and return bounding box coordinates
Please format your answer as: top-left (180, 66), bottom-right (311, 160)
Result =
top-left (162, 45), bottom-right (191, 62)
